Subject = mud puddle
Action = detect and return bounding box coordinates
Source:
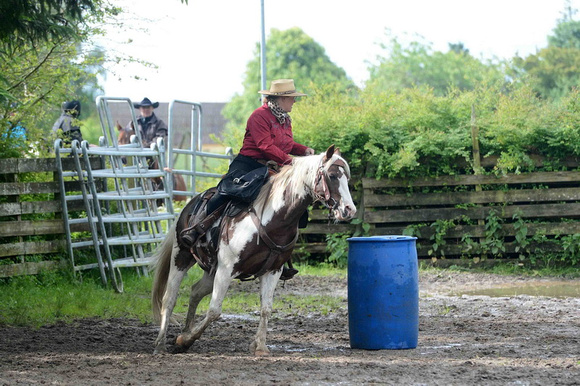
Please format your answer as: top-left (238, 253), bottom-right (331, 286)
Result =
top-left (454, 280), bottom-right (580, 298)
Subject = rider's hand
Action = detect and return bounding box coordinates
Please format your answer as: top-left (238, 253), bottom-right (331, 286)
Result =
top-left (304, 147), bottom-right (315, 156)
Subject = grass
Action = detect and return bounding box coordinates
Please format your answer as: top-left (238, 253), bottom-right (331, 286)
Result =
top-left (0, 270), bottom-right (154, 327)
top-left (1, 261), bottom-right (578, 328)
top-left (0, 264), bottom-right (346, 328)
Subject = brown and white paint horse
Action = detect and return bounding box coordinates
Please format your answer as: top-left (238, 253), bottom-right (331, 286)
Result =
top-left (116, 122), bottom-right (187, 202)
top-left (151, 145), bottom-right (356, 355)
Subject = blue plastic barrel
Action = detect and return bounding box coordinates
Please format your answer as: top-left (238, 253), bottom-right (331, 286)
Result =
top-left (347, 236), bottom-right (419, 350)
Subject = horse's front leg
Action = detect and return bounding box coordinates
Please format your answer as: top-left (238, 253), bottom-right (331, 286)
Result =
top-left (250, 269), bottom-right (282, 356)
top-left (175, 261), bottom-right (233, 350)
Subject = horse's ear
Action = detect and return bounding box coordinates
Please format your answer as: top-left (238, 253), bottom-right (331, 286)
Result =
top-left (334, 147), bottom-right (341, 156)
top-left (116, 121), bottom-right (122, 131)
top-left (324, 145), bottom-right (335, 161)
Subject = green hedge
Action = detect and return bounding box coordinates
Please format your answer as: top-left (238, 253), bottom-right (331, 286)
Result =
top-left (292, 82), bottom-right (580, 179)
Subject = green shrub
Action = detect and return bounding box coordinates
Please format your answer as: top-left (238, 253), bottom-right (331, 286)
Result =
top-left (291, 81), bottom-right (580, 179)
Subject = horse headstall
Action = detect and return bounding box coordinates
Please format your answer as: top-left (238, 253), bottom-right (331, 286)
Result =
top-left (313, 158), bottom-right (348, 211)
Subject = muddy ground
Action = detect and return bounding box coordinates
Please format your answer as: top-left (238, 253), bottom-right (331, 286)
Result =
top-left (1, 271), bottom-right (578, 385)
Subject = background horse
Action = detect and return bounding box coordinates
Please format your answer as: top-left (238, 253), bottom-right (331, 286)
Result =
top-left (116, 122), bottom-right (187, 202)
top-left (151, 145), bottom-right (356, 355)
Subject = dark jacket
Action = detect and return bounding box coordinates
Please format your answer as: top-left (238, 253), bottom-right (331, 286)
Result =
top-left (131, 113), bottom-right (168, 148)
top-left (52, 101), bottom-right (83, 144)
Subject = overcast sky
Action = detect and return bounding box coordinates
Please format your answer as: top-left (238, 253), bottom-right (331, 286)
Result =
top-left (100, 0), bottom-right (575, 103)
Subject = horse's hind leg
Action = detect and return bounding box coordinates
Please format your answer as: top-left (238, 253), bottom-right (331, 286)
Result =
top-left (183, 270), bottom-right (214, 334)
top-left (175, 261), bottom-right (233, 350)
top-left (153, 253), bottom-right (193, 354)
top-left (250, 270), bottom-right (282, 356)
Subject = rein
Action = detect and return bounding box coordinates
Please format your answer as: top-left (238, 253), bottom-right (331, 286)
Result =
top-left (220, 155), bottom-right (348, 280)
top-left (314, 158), bottom-right (347, 213)
top-left (246, 178), bottom-right (299, 279)
top-left (247, 156), bottom-right (344, 271)
top-left (249, 207), bottom-right (299, 252)
top-left (250, 206), bottom-right (299, 277)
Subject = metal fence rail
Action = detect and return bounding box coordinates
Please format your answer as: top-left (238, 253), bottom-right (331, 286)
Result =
top-left (167, 100), bottom-right (233, 196)
top-left (55, 96), bottom-right (234, 290)
top-left (54, 134), bottom-right (174, 292)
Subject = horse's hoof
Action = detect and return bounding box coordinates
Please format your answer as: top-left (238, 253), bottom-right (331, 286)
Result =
top-left (172, 335), bottom-right (192, 353)
top-left (171, 344), bottom-right (190, 354)
top-left (250, 341), bottom-right (270, 356)
top-left (254, 349), bottom-right (271, 357)
top-left (153, 342), bottom-right (167, 355)
top-left (175, 334), bottom-right (188, 346)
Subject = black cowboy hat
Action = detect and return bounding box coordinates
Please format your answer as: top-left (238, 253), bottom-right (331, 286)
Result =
top-left (63, 100), bottom-right (81, 117)
top-left (133, 97), bottom-right (159, 109)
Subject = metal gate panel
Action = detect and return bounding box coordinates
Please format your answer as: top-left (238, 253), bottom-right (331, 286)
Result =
top-left (167, 100), bottom-right (233, 197)
top-left (55, 102), bottom-right (175, 292)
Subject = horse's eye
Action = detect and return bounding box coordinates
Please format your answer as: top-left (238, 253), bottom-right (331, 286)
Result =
top-left (330, 174), bottom-right (339, 180)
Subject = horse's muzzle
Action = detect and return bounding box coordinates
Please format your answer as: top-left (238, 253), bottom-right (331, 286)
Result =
top-left (334, 204), bottom-right (356, 222)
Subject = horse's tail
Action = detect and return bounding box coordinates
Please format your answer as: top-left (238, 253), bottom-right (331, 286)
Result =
top-left (150, 221), bottom-right (177, 324)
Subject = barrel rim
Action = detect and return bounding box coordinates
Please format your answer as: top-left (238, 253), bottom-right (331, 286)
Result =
top-left (347, 235), bottom-right (417, 242)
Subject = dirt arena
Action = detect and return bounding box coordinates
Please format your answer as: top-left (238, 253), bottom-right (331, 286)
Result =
top-left (1, 271), bottom-right (578, 385)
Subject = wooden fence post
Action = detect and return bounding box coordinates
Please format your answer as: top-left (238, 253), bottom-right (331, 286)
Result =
top-left (471, 104), bottom-right (485, 260)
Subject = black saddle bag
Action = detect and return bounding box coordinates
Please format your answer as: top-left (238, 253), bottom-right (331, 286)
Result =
top-left (216, 165), bottom-right (269, 203)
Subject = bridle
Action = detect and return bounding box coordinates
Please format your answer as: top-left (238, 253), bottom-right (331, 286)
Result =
top-left (227, 155), bottom-right (350, 280)
top-left (313, 158), bottom-right (348, 212)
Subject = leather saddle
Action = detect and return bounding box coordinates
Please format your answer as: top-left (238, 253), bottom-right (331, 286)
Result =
top-left (175, 188), bottom-right (247, 273)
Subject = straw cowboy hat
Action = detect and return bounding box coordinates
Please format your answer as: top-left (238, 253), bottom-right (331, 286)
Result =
top-left (133, 97), bottom-right (159, 108)
top-left (259, 79), bottom-right (307, 97)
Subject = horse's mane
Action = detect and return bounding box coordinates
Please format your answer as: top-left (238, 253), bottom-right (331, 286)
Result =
top-left (254, 152), bottom-right (350, 209)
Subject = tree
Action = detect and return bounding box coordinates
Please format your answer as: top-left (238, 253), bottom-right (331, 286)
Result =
top-left (0, 0), bottom-right (116, 157)
top-left (548, 0), bottom-right (580, 48)
top-left (548, 20), bottom-right (580, 49)
top-left (366, 32), bottom-right (506, 96)
top-left (512, 46), bottom-right (580, 100)
top-left (448, 42), bottom-right (469, 55)
top-left (221, 27), bottom-right (355, 151)
top-left (512, 1), bottom-right (580, 100)
top-left (0, 0), bottom-right (98, 48)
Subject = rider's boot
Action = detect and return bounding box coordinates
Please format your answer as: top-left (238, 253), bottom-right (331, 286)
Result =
top-left (280, 266), bottom-right (299, 280)
top-left (180, 196), bottom-right (229, 250)
top-left (280, 260), bottom-right (299, 280)
top-left (180, 230), bottom-right (200, 249)
top-left (179, 207), bottom-right (207, 249)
